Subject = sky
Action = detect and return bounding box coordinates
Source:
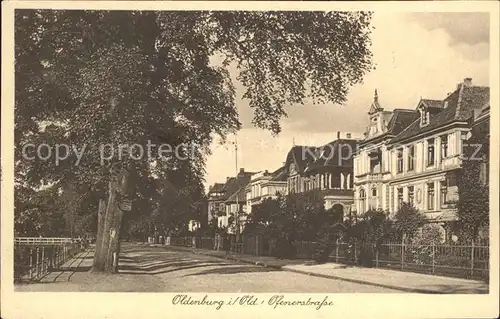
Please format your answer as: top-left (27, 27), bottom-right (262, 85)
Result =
top-left (203, 12), bottom-right (490, 191)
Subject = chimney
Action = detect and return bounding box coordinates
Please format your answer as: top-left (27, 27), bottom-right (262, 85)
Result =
top-left (337, 131), bottom-right (341, 139)
top-left (226, 177), bottom-right (230, 181)
top-left (346, 133), bottom-right (352, 139)
top-left (239, 168), bottom-right (244, 174)
top-left (464, 77), bottom-right (472, 87)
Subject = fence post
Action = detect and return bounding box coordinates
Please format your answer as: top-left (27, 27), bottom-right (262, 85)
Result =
top-left (401, 236), bottom-right (405, 270)
top-left (375, 243), bottom-right (379, 268)
top-left (41, 246), bottom-right (45, 274)
top-left (354, 238), bottom-right (358, 264)
top-left (470, 239), bottom-right (475, 277)
top-left (29, 248), bottom-right (33, 280)
top-left (256, 236), bottom-right (259, 256)
top-left (432, 241), bottom-right (435, 275)
top-left (335, 238), bottom-right (339, 263)
top-left (36, 247), bottom-right (40, 278)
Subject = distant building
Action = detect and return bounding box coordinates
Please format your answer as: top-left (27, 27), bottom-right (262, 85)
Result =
top-left (354, 79), bottom-right (490, 235)
top-left (206, 168), bottom-right (255, 230)
top-left (284, 132), bottom-right (362, 219)
top-left (244, 167), bottom-right (288, 215)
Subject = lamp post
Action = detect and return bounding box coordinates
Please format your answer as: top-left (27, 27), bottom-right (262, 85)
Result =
top-left (228, 135), bottom-right (241, 242)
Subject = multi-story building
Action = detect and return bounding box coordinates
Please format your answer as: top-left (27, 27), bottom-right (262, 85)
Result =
top-left (207, 182), bottom-right (226, 224)
top-left (354, 90), bottom-right (419, 213)
top-left (206, 168), bottom-right (254, 229)
top-left (284, 132), bottom-right (362, 218)
top-left (244, 167), bottom-right (288, 215)
top-left (354, 79), bottom-right (490, 234)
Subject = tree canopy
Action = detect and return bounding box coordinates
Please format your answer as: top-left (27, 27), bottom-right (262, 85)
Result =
top-left (15, 10), bottom-right (374, 238)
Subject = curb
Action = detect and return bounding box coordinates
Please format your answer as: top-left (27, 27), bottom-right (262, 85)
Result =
top-left (159, 245), bottom-right (448, 294)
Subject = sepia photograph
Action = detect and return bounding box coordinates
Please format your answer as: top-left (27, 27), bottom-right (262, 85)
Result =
top-left (1, 1), bottom-right (499, 318)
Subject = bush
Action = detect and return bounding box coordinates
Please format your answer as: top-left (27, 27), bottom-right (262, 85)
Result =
top-left (394, 203), bottom-right (426, 240)
top-left (312, 225), bottom-right (335, 263)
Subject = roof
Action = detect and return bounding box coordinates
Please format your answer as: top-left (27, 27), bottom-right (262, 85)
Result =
top-left (386, 109), bottom-right (420, 136)
top-left (208, 183), bottom-right (225, 194)
top-left (222, 172), bottom-right (252, 203)
top-left (420, 99), bottom-right (443, 109)
top-left (225, 185), bottom-right (247, 203)
top-left (284, 145), bottom-right (317, 174)
top-left (368, 89), bottom-right (383, 114)
top-left (390, 84), bottom-right (489, 144)
top-left (269, 166), bottom-right (288, 182)
top-left (304, 139), bottom-right (358, 173)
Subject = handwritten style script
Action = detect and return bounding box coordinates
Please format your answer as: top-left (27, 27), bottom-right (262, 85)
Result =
top-left (172, 294), bottom-right (334, 310)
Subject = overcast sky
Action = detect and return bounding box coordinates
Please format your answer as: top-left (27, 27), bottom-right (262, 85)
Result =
top-left (204, 12), bottom-right (490, 191)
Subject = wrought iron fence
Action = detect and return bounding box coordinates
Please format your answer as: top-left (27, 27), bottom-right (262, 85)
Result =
top-left (14, 238), bottom-right (89, 282)
top-left (168, 235), bottom-right (489, 280)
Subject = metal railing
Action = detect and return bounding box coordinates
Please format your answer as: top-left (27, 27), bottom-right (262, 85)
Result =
top-left (168, 235), bottom-right (489, 280)
top-left (14, 237), bottom-right (89, 282)
top-left (15, 237), bottom-right (76, 245)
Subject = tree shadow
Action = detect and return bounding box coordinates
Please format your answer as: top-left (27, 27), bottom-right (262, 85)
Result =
top-left (424, 284), bottom-right (489, 294)
top-left (183, 265), bottom-right (280, 277)
top-left (118, 262), bottom-right (233, 275)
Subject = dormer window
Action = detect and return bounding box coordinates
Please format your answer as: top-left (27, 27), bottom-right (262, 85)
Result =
top-left (421, 108), bottom-right (429, 126)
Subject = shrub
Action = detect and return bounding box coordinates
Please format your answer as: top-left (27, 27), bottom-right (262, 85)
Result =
top-left (394, 203), bottom-right (426, 240)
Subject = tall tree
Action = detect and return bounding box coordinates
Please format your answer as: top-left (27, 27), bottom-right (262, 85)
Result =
top-left (15, 10), bottom-right (373, 273)
top-left (457, 133), bottom-right (489, 242)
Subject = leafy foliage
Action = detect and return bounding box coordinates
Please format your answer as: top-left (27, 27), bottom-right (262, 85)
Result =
top-left (457, 132), bottom-right (489, 241)
top-left (15, 10), bottom-right (373, 239)
top-left (393, 202), bottom-right (427, 240)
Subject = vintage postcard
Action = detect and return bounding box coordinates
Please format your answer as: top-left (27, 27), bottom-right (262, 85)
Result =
top-left (1, 1), bottom-right (499, 318)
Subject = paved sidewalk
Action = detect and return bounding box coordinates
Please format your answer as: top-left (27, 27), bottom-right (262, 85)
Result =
top-left (163, 244), bottom-right (489, 294)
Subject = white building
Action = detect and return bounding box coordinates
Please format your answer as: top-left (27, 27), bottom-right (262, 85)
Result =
top-left (354, 79), bottom-right (490, 234)
top-left (244, 167), bottom-right (287, 215)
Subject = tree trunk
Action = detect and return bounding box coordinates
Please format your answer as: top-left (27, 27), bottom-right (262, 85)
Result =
top-left (91, 165), bottom-right (130, 273)
top-left (91, 199), bottom-right (107, 272)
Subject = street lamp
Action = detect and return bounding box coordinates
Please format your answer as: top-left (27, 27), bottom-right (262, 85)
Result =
top-left (227, 135), bottom-right (241, 242)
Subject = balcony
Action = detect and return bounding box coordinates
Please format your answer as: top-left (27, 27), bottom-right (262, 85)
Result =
top-left (355, 171), bottom-right (389, 184)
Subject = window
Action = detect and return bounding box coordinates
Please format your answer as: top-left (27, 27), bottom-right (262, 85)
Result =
top-left (427, 139), bottom-right (435, 166)
top-left (359, 189), bottom-right (366, 214)
top-left (408, 186), bottom-right (415, 206)
top-left (427, 183), bottom-right (435, 210)
top-left (408, 145), bottom-right (415, 171)
top-left (397, 188), bottom-right (404, 207)
top-left (372, 188), bottom-right (377, 197)
top-left (441, 135), bottom-right (448, 159)
top-left (421, 109), bottom-right (429, 125)
top-left (397, 148), bottom-right (404, 173)
top-left (440, 181), bottom-right (447, 206)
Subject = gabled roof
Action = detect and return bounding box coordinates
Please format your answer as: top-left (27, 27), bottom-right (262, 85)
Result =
top-left (390, 84), bottom-right (489, 144)
top-left (305, 139), bottom-right (358, 173)
top-left (225, 185), bottom-right (247, 203)
top-left (223, 172), bottom-right (252, 203)
top-left (284, 145), bottom-right (317, 174)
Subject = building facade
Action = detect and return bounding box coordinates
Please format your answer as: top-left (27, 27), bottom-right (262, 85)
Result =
top-left (206, 168), bottom-right (254, 229)
top-left (284, 132), bottom-right (362, 219)
top-left (244, 167), bottom-right (287, 215)
top-left (354, 79), bottom-right (490, 233)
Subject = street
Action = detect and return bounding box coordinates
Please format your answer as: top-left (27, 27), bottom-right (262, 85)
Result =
top-left (16, 243), bottom-right (400, 292)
